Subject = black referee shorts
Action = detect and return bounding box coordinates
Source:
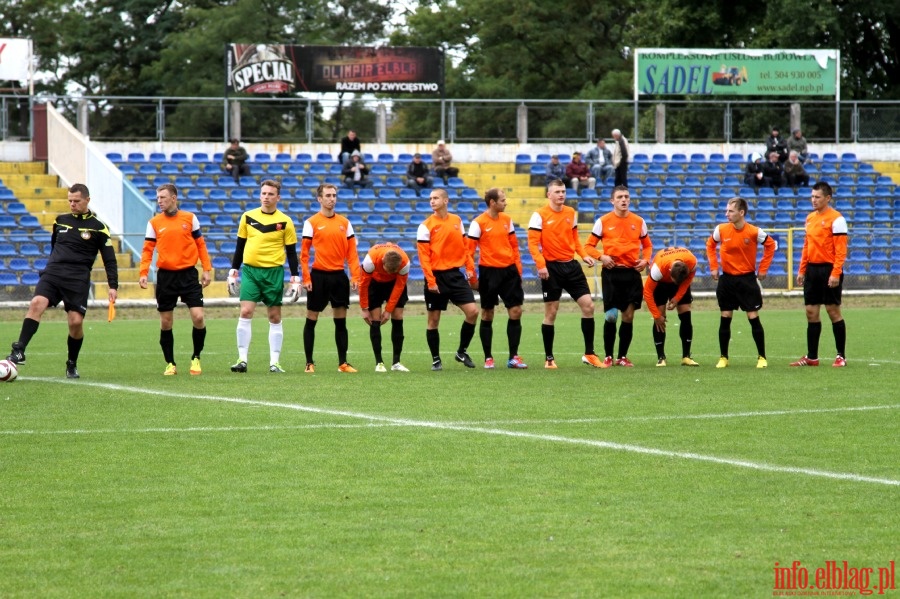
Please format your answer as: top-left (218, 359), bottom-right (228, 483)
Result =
top-left (34, 270), bottom-right (91, 315)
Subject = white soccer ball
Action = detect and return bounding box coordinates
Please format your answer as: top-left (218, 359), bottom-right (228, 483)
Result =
top-left (0, 359), bottom-right (18, 382)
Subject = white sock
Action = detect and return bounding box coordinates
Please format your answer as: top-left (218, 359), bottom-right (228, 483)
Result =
top-left (269, 321), bottom-right (283, 365)
top-left (236, 317), bottom-right (252, 361)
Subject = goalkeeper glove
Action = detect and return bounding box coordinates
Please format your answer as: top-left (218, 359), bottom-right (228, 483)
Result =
top-left (227, 269), bottom-right (240, 297)
top-left (286, 275), bottom-right (301, 303)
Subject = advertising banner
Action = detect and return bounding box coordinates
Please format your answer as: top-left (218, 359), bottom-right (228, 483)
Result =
top-left (635, 49), bottom-right (839, 98)
top-left (227, 45), bottom-right (443, 94)
top-left (0, 38), bottom-right (32, 82)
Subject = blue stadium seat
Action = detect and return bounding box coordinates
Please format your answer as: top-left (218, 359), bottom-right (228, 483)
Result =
top-left (295, 153), bottom-right (313, 163)
top-left (515, 154), bottom-right (532, 165)
top-left (316, 153), bottom-right (333, 163)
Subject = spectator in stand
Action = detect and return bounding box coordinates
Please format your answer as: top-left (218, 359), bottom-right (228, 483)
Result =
top-left (784, 150), bottom-right (810, 189)
top-left (744, 152), bottom-right (768, 192)
top-left (222, 138), bottom-right (250, 184)
top-left (585, 139), bottom-right (614, 184)
top-left (761, 151), bottom-right (785, 189)
top-left (545, 154), bottom-right (569, 187)
top-left (565, 152), bottom-right (596, 193)
top-left (611, 129), bottom-right (630, 187)
top-left (338, 129), bottom-right (361, 166)
top-left (406, 152), bottom-right (433, 196)
top-left (787, 129), bottom-right (809, 163)
top-left (431, 139), bottom-right (459, 184)
top-left (342, 150), bottom-right (373, 189)
top-left (765, 127), bottom-right (788, 163)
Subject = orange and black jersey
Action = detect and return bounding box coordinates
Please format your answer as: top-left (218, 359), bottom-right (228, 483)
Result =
top-left (585, 211), bottom-right (652, 267)
top-left (707, 222), bottom-right (777, 276)
top-left (300, 212), bottom-right (361, 284)
top-left (360, 242), bottom-right (411, 313)
top-left (643, 247), bottom-right (697, 319)
top-left (417, 212), bottom-right (474, 288)
top-left (467, 211), bottom-right (522, 274)
top-left (47, 210), bottom-right (118, 288)
top-left (799, 206), bottom-right (848, 278)
top-left (140, 210), bottom-right (212, 277)
top-left (526, 204), bottom-right (585, 269)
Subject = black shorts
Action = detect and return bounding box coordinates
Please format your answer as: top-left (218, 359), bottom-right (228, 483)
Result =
top-left (601, 267), bottom-right (644, 312)
top-left (541, 260), bottom-right (591, 303)
top-left (365, 279), bottom-right (409, 311)
top-left (156, 267), bottom-right (204, 312)
top-left (803, 263), bottom-right (843, 306)
top-left (652, 281), bottom-right (694, 309)
top-left (307, 269), bottom-right (351, 312)
top-left (716, 273), bottom-right (762, 312)
top-left (478, 265), bottom-right (524, 309)
top-left (425, 269), bottom-right (476, 311)
top-left (34, 270), bottom-right (92, 315)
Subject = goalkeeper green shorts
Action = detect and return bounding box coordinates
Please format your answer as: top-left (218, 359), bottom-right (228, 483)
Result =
top-left (239, 264), bottom-right (284, 307)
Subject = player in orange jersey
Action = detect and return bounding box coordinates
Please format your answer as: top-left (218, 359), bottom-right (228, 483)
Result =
top-left (791, 181), bottom-right (848, 367)
top-left (301, 183), bottom-right (363, 373)
top-left (359, 242), bottom-right (411, 372)
top-left (585, 185), bottom-right (653, 367)
top-left (527, 179), bottom-right (602, 369)
top-left (642, 247), bottom-right (698, 367)
top-left (139, 184), bottom-right (213, 376)
top-left (707, 197), bottom-right (778, 369)
top-left (467, 188), bottom-right (527, 369)
top-left (417, 188), bottom-right (479, 370)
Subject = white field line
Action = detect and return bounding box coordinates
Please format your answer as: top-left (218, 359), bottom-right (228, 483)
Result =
top-left (13, 379), bottom-right (900, 487)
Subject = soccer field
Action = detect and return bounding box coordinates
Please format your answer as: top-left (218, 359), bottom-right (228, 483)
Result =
top-left (1, 304), bottom-right (898, 598)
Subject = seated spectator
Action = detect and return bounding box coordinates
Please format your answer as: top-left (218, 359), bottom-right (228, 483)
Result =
top-left (761, 151), bottom-right (785, 189)
top-left (338, 129), bottom-right (361, 165)
top-left (545, 154), bottom-right (569, 187)
top-left (431, 139), bottom-right (459, 184)
top-left (744, 152), bottom-right (768, 191)
top-left (765, 127), bottom-right (788, 163)
top-left (783, 150), bottom-right (810, 189)
top-left (585, 139), bottom-right (614, 183)
top-left (565, 152), bottom-right (596, 193)
top-left (786, 129), bottom-right (809, 163)
top-left (406, 153), bottom-right (433, 196)
top-left (221, 138), bottom-right (250, 183)
top-left (342, 150), bottom-right (373, 189)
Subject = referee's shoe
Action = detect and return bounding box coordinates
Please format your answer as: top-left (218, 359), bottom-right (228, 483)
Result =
top-left (66, 360), bottom-right (80, 379)
top-left (7, 342), bottom-right (25, 364)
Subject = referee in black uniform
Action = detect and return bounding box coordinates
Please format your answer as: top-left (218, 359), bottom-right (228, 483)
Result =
top-left (7, 183), bottom-right (118, 378)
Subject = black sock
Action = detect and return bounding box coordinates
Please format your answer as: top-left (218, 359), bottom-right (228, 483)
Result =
top-left (335, 318), bottom-right (348, 364)
top-left (67, 335), bottom-right (83, 364)
top-left (718, 316), bottom-right (732, 358)
top-left (508, 319), bottom-right (522, 358)
top-left (832, 319), bottom-right (846, 358)
top-left (749, 316), bottom-right (765, 358)
top-left (369, 321), bottom-right (383, 363)
top-left (678, 311), bottom-right (693, 358)
top-left (541, 323), bottom-right (555, 360)
top-left (618, 321), bottom-right (633, 358)
top-left (303, 318), bottom-right (317, 364)
top-left (807, 321), bottom-right (822, 360)
top-left (581, 317), bottom-right (595, 355)
top-left (426, 328), bottom-right (440, 361)
top-left (458, 320), bottom-right (476, 354)
top-left (160, 329), bottom-right (175, 364)
top-left (391, 319), bottom-right (404, 364)
top-left (479, 320), bottom-right (493, 359)
top-left (17, 317), bottom-right (40, 348)
top-left (192, 326), bottom-right (206, 360)
top-left (653, 324), bottom-right (666, 360)
top-left (603, 321), bottom-right (616, 357)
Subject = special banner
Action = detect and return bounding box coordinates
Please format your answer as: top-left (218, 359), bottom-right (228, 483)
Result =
top-left (226, 45), bottom-right (443, 94)
top-left (635, 49), bottom-right (839, 98)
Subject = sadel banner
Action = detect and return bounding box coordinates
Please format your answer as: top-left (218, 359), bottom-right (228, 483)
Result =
top-left (226, 45), bottom-right (443, 94)
top-left (634, 49), bottom-right (839, 98)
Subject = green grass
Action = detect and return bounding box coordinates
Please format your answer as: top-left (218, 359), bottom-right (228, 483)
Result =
top-left (1, 303), bottom-right (898, 598)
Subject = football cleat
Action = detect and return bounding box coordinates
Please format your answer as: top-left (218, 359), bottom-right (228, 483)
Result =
top-left (391, 362), bottom-right (410, 372)
top-left (230, 360), bottom-right (248, 373)
top-left (304, 363), bottom-right (316, 373)
top-left (454, 351), bottom-right (475, 368)
top-left (615, 357), bottom-right (634, 368)
top-left (164, 363), bottom-right (177, 376)
top-left (189, 357), bottom-right (202, 375)
top-left (484, 357), bottom-right (495, 369)
top-left (507, 355), bottom-right (528, 369)
top-left (375, 362), bottom-right (387, 372)
top-left (601, 356), bottom-right (614, 368)
top-left (581, 353), bottom-right (605, 368)
top-left (338, 362), bottom-right (357, 373)
top-left (757, 357), bottom-right (768, 369)
top-left (832, 355), bottom-right (846, 368)
top-left (715, 357), bottom-right (729, 368)
top-left (269, 363), bottom-right (285, 373)
top-left (656, 358), bottom-right (667, 367)
top-left (544, 358), bottom-right (558, 369)
top-left (7, 342), bottom-right (25, 365)
top-left (789, 356), bottom-right (819, 367)
top-left (431, 359), bottom-right (443, 371)
top-left (65, 360), bottom-right (80, 379)
top-left (681, 357), bottom-right (700, 367)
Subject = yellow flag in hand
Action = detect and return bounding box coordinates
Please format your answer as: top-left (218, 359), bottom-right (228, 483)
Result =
top-left (108, 300), bottom-right (116, 322)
